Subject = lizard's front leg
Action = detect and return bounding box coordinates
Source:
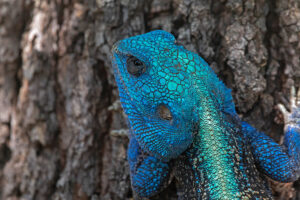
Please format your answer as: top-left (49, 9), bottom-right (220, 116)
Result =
top-left (242, 87), bottom-right (300, 182)
top-left (128, 134), bottom-right (171, 198)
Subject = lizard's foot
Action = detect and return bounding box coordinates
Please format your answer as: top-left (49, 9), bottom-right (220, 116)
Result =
top-left (278, 86), bottom-right (300, 130)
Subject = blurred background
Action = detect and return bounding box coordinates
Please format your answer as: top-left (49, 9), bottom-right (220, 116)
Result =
top-left (0, 0), bottom-right (299, 199)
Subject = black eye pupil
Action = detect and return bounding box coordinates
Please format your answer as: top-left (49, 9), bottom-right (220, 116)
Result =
top-left (134, 59), bottom-right (142, 66)
top-left (126, 56), bottom-right (146, 77)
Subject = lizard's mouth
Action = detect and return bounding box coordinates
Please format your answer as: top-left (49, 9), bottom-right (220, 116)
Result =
top-left (111, 52), bottom-right (147, 123)
top-left (111, 52), bottom-right (132, 103)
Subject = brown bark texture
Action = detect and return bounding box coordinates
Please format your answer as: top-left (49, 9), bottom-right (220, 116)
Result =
top-left (0, 0), bottom-right (299, 199)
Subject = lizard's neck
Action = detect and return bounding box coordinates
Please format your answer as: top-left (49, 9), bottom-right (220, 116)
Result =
top-left (189, 95), bottom-right (242, 199)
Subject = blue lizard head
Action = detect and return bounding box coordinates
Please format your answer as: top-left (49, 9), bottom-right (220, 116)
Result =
top-left (111, 30), bottom-right (236, 161)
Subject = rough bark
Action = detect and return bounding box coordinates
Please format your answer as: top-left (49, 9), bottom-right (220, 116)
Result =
top-left (0, 0), bottom-right (299, 200)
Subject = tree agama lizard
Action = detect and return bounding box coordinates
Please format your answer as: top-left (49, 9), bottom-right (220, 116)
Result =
top-left (111, 30), bottom-right (300, 199)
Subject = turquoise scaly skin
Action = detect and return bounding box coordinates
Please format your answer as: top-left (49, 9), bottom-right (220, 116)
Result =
top-left (111, 30), bottom-right (300, 199)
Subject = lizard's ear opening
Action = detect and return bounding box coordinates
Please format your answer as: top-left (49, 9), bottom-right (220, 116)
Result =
top-left (126, 55), bottom-right (146, 77)
top-left (157, 104), bottom-right (173, 121)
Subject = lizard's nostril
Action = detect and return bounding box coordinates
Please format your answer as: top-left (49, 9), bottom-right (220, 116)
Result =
top-left (157, 104), bottom-right (173, 121)
top-left (112, 41), bottom-right (121, 52)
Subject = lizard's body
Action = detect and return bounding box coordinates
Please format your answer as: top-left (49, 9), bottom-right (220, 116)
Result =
top-left (111, 30), bottom-right (300, 199)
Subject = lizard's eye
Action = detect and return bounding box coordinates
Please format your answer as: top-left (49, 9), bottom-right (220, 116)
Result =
top-left (157, 105), bottom-right (173, 121)
top-left (126, 56), bottom-right (146, 77)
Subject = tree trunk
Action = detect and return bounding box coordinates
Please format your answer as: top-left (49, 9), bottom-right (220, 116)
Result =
top-left (0, 0), bottom-right (299, 199)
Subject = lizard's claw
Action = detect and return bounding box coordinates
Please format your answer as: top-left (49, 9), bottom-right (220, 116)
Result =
top-left (277, 103), bottom-right (289, 122)
top-left (277, 86), bottom-right (300, 129)
top-left (296, 87), bottom-right (300, 108)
